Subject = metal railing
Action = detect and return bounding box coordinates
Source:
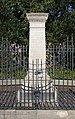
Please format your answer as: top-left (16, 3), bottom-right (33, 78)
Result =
top-left (0, 37), bottom-right (75, 109)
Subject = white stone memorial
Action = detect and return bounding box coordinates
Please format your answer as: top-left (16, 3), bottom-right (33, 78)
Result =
top-left (27, 13), bottom-right (48, 70)
top-left (18, 13), bottom-right (57, 103)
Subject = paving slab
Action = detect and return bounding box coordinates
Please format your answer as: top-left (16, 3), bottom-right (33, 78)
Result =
top-left (0, 115), bottom-right (4, 119)
top-left (4, 115), bottom-right (10, 119)
top-left (0, 110), bottom-right (5, 115)
top-left (0, 110), bottom-right (75, 119)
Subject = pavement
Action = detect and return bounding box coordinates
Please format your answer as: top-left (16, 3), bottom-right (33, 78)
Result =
top-left (0, 110), bottom-right (75, 119)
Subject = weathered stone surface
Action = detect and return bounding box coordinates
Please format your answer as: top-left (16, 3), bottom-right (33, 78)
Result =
top-left (15, 110), bottom-right (28, 115)
top-left (0, 115), bottom-right (4, 119)
top-left (0, 110), bottom-right (5, 115)
top-left (4, 115), bottom-right (11, 119)
top-left (37, 110), bottom-right (59, 119)
top-left (56, 111), bottom-right (68, 118)
top-left (66, 111), bottom-right (75, 119)
top-left (66, 115), bottom-right (75, 119)
top-left (28, 110), bottom-right (37, 119)
top-left (68, 110), bottom-right (75, 115)
top-left (4, 110), bottom-right (16, 115)
top-left (15, 115), bottom-right (28, 119)
top-left (1, 110), bottom-right (75, 119)
top-left (9, 115), bottom-right (16, 119)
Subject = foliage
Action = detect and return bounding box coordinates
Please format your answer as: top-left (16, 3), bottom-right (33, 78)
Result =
top-left (0, 0), bottom-right (75, 45)
top-left (47, 67), bottom-right (75, 79)
top-left (0, 39), bottom-right (28, 79)
top-left (0, 0), bottom-right (54, 45)
top-left (46, 0), bottom-right (75, 45)
top-left (0, 69), bottom-right (27, 79)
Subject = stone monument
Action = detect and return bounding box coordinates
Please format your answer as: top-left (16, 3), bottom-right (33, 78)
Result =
top-left (27, 13), bottom-right (48, 70)
top-left (18, 13), bottom-right (57, 103)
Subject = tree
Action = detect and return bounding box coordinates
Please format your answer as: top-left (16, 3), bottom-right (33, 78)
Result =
top-left (0, 0), bottom-right (75, 45)
top-left (46, 0), bottom-right (75, 45)
top-left (0, 0), bottom-right (54, 45)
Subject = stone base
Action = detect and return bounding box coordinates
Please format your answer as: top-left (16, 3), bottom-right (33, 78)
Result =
top-left (17, 73), bottom-right (57, 103)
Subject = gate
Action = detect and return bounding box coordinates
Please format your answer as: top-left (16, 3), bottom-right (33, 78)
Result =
top-left (0, 36), bottom-right (75, 109)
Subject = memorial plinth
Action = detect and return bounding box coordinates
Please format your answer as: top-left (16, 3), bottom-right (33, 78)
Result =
top-left (18, 13), bottom-right (57, 103)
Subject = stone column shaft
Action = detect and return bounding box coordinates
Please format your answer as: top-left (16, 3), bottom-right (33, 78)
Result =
top-left (27, 13), bottom-right (48, 68)
top-left (27, 13), bottom-right (48, 76)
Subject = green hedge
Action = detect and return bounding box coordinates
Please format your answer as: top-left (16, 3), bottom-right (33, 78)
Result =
top-left (0, 69), bottom-right (27, 79)
top-left (47, 67), bottom-right (75, 79)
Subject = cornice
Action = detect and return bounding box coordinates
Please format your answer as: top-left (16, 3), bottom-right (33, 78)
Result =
top-left (26, 13), bottom-right (49, 22)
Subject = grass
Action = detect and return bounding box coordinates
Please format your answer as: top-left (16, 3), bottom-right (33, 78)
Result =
top-left (0, 69), bottom-right (27, 79)
top-left (0, 67), bottom-right (75, 80)
top-left (47, 67), bottom-right (75, 79)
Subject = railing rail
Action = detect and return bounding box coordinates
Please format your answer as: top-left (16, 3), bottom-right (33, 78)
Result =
top-left (0, 36), bottom-right (75, 109)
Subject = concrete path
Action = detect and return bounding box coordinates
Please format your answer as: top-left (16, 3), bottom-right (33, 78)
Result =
top-left (0, 110), bottom-right (75, 119)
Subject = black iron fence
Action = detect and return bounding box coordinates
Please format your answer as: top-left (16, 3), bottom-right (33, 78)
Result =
top-left (0, 37), bottom-right (75, 109)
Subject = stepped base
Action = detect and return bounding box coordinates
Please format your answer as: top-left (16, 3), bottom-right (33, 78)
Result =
top-left (17, 73), bottom-right (57, 103)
